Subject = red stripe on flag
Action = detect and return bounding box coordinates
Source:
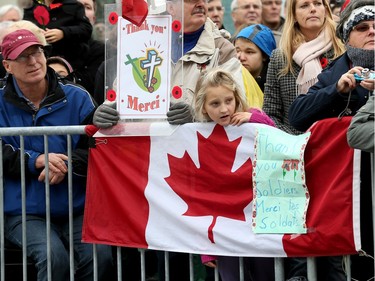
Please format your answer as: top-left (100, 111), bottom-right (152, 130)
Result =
top-left (282, 117), bottom-right (358, 256)
top-left (82, 136), bottom-right (151, 248)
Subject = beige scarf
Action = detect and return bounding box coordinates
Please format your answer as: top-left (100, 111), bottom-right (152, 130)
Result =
top-left (293, 30), bottom-right (332, 95)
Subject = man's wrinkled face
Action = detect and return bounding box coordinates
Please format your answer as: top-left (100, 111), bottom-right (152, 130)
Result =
top-left (207, 0), bottom-right (224, 29)
top-left (167, 0), bottom-right (208, 33)
top-left (3, 45), bottom-right (47, 86)
top-left (261, 0), bottom-right (282, 26)
top-left (232, 0), bottom-right (262, 28)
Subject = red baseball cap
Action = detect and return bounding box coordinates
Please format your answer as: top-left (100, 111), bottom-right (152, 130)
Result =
top-left (1, 29), bottom-right (42, 60)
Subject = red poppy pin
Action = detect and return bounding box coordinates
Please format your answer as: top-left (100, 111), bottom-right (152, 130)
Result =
top-left (33, 5), bottom-right (50, 29)
top-left (108, 12), bottom-right (118, 25)
top-left (172, 86), bottom-right (182, 99)
top-left (320, 57), bottom-right (328, 69)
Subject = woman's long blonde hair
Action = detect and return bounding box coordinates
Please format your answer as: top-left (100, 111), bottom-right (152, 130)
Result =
top-left (279, 0), bottom-right (345, 76)
top-left (193, 69), bottom-right (249, 122)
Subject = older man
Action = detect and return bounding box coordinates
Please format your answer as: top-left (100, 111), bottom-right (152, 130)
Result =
top-left (231, 0), bottom-right (262, 33)
top-left (0, 29), bottom-right (113, 281)
top-left (0, 4), bottom-right (23, 22)
top-left (261, 0), bottom-right (284, 45)
top-left (207, 0), bottom-right (225, 29)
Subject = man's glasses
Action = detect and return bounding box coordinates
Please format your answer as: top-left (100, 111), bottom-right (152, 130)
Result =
top-left (352, 22), bottom-right (375, 33)
top-left (208, 6), bottom-right (224, 12)
top-left (9, 47), bottom-right (44, 63)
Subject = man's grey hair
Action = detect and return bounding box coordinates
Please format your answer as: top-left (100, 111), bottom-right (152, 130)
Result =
top-left (0, 5), bottom-right (23, 22)
top-left (231, 0), bottom-right (239, 11)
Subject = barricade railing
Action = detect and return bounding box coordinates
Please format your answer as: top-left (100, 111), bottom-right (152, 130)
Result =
top-left (0, 126), bottom-right (368, 281)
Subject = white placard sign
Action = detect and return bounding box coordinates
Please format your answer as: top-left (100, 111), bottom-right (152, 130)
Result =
top-left (117, 15), bottom-right (172, 119)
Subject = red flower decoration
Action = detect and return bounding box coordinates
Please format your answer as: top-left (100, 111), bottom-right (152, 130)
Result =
top-left (108, 12), bottom-right (118, 25)
top-left (171, 86), bottom-right (182, 99)
top-left (33, 5), bottom-right (50, 28)
top-left (172, 20), bottom-right (181, 32)
top-left (106, 89), bottom-right (117, 101)
top-left (320, 57), bottom-right (328, 69)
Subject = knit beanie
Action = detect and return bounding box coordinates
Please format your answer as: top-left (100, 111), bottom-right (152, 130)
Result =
top-left (235, 24), bottom-right (276, 57)
top-left (336, 0), bottom-right (375, 42)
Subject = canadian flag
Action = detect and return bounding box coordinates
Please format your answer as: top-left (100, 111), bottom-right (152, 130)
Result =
top-left (82, 117), bottom-right (361, 257)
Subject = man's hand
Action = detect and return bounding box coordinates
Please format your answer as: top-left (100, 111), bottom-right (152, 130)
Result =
top-left (166, 102), bottom-right (193, 125)
top-left (38, 168), bottom-right (66, 185)
top-left (35, 153), bottom-right (68, 173)
top-left (93, 102), bottom-right (120, 128)
top-left (35, 153), bottom-right (68, 185)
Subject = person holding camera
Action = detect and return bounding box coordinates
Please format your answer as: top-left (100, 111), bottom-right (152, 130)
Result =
top-left (288, 1), bottom-right (374, 280)
top-left (288, 0), bottom-right (374, 130)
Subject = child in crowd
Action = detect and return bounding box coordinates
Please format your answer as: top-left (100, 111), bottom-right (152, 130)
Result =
top-left (47, 56), bottom-right (76, 83)
top-left (193, 68), bottom-right (274, 127)
top-left (194, 68), bottom-right (275, 281)
top-left (234, 24), bottom-right (277, 92)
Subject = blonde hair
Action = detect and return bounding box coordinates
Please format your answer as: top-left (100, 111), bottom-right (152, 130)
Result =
top-left (193, 68), bottom-right (249, 122)
top-left (279, 0), bottom-right (345, 76)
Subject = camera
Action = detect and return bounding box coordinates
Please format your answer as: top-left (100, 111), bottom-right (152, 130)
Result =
top-left (354, 68), bottom-right (375, 82)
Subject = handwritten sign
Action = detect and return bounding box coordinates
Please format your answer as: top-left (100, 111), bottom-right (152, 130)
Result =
top-left (117, 16), bottom-right (172, 119)
top-left (252, 127), bottom-right (311, 234)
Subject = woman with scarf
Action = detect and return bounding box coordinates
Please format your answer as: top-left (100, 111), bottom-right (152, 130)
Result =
top-left (289, 1), bottom-right (374, 279)
top-left (262, 0), bottom-right (345, 279)
top-left (263, 0), bottom-right (344, 135)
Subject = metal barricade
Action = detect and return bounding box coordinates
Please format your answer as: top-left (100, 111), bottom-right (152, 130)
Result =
top-left (0, 126), bottom-right (369, 281)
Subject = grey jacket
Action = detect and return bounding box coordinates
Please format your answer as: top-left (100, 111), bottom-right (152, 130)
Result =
top-left (347, 95), bottom-right (374, 153)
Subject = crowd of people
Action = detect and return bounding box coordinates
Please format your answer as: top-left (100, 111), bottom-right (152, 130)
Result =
top-left (0, 0), bottom-right (373, 280)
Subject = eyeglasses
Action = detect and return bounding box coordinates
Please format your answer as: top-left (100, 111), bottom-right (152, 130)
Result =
top-left (352, 22), bottom-right (375, 33)
top-left (9, 47), bottom-right (44, 63)
top-left (234, 4), bottom-right (261, 10)
top-left (184, 0), bottom-right (208, 4)
top-left (208, 6), bottom-right (224, 12)
top-left (262, 0), bottom-right (282, 6)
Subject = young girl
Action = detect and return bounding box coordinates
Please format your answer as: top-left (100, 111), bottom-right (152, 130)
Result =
top-left (194, 68), bottom-right (275, 281)
top-left (193, 68), bottom-right (274, 127)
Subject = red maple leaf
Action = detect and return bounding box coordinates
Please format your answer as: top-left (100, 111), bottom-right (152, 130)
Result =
top-left (165, 125), bottom-right (253, 243)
